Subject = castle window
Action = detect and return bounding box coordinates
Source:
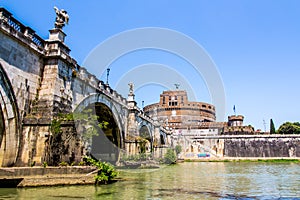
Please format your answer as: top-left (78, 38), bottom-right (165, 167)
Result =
top-left (163, 96), bottom-right (165, 104)
top-left (169, 102), bottom-right (178, 106)
top-left (168, 94), bottom-right (178, 107)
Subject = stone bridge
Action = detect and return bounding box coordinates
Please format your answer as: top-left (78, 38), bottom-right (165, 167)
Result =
top-left (0, 8), bottom-right (170, 167)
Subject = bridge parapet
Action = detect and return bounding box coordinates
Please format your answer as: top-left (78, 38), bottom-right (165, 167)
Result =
top-left (0, 8), bottom-right (45, 52)
top-left (74, 67), bottom-right (127, 107)
top-left (138, 112), bottom-right (170, 134)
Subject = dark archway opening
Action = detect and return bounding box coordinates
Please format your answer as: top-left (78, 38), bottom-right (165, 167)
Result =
top-left (139, 125), bottom-right (152, 153)
top-left (160, 134), bottom-right (166, 145)
top-left (85, 103), bottom-right (121, 164)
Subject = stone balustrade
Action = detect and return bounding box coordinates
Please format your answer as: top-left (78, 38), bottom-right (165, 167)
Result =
top-left (0, 8), bottom-right (45, 50)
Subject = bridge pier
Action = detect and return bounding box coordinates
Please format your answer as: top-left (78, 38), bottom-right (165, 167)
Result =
top-left (13, 26), bottom-right (83, 166)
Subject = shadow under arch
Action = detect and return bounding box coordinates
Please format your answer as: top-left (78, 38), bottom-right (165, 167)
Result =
top-left (0, 63), bottom-right (20, 167)
top-left (138, 124), bottom-right (153, 153)
top-left (0, 106), bottom-right (4, 158)
top-left (160, 131), bottom-right (167, 145)
top-left (73, 93), bottom-right (125, 164)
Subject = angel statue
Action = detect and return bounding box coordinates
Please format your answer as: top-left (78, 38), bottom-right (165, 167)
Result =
top-left (128, 83), bottom-right (134, 94)
top-left (54, 6), bottom-right (69, 29)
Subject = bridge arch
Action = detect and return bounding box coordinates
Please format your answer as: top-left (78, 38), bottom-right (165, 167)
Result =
top-left (138, 123), bottom-right (153, 153)
top-left (0, 63), bottom-right (20, 166)
top-left (74, 93), bottom-right (125, 163)
top-left (160, 131), bottom-right (167, 145)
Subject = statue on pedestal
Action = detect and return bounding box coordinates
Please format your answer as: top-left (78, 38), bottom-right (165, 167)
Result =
top-left (128, 83), bottom-right (134, 95)
top-left (54, 6), bottom-right (69, 29)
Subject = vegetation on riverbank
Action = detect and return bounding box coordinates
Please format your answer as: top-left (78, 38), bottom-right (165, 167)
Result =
top-left (164, 149), bottom-right (177, 164)
top-left (120, 153), bottom-right (152, 162)
top-left (118, 146), bottom-right (182, 168)
top-left (84, 157), bottom-right (118, 184)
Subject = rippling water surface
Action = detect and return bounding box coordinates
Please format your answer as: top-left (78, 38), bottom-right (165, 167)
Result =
top-left (0, 162), bottom-right (299, 199)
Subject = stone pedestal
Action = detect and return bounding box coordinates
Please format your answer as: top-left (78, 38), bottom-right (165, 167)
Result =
top-left (48, 28), bottom-right (66, 43)
top-left (127, 93), bottom-right (136, 109)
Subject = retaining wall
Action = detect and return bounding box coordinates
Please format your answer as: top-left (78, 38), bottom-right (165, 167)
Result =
top-left (224, 138), bottom-right (300, 157)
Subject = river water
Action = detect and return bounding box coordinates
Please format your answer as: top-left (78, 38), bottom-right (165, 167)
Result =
top-left (0, 162), bottom-right (299, 199)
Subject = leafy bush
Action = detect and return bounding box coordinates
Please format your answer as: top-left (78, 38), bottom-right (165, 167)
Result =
top-left (85, 157), bottom-right (118, 184)
top-left (78, 161), bottom-right (85, 166)
top-left (59, 161), bottom-right (68, 166)
top-left (30, 161), bottom-right (36, 167)
top-left (164, 148), bottom-right (177, 164)
top-left (175, 145), bottom-right (182, 155)
top-left (42, 162), bottom-right (48, 168)
top-left (50, 119), bottom-right (62, 134)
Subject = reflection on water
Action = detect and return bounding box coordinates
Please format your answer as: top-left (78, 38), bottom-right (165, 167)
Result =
top-left (0, 162), bottom-right (299, 199)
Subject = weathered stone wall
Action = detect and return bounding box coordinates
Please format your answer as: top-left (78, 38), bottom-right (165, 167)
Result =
top-left (18, 126), bottom-right (49, 166)
top-left (224, 138), bottom-right (300, 157)
top-left (0, 17), bottom-right (46, 166)
top-left (43, 123), bottom-right (83, 166)
top-left (0, 32), bottom-right (43, 121)
top-left (18, 122), bottom-right (84, 167)
top-left (0, 31), bottom-right (44, 76)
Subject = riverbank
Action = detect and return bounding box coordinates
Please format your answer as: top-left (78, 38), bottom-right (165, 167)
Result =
top-left (0, 166), bottom-right (97, 187)
top-left (1, 157), bottom-right (299, 187)
top-left (184, 157), bottom-right (300, 163)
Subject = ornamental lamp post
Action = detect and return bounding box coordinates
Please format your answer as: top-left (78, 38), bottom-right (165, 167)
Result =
top-left (106, 67), bottom-right (110, 85)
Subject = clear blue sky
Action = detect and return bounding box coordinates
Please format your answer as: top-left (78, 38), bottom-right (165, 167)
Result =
top-left (1, 0), bottom-right (300, 130)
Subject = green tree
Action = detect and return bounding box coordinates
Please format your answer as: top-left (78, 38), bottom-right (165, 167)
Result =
top-left (164, 148), bottom-right (177, 164)
top-left (277, 122), bottom-right (300, 134)
top-left (175, 145), bottom-right (182, 155)
top-left (73, 108), bottom-right (109, 141)
top-left (270, 119), bottom-right (276, 134)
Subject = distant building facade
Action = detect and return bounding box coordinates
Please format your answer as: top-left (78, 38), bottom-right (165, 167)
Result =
top-left (144, 90), bottom-right (254, 135)
top-left (143, 90), bottom-right (216, 130)
top-left (143, 90), bottom-right (257, 159)
top-left (222, 115), bottom-right (254, 134)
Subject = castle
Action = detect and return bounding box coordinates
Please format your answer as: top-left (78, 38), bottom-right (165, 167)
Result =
top-left (143, 89), bottom-right (254, 136)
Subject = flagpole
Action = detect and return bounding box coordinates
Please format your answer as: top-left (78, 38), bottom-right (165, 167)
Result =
top-left (233, 105), bottom-right (236, 116)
